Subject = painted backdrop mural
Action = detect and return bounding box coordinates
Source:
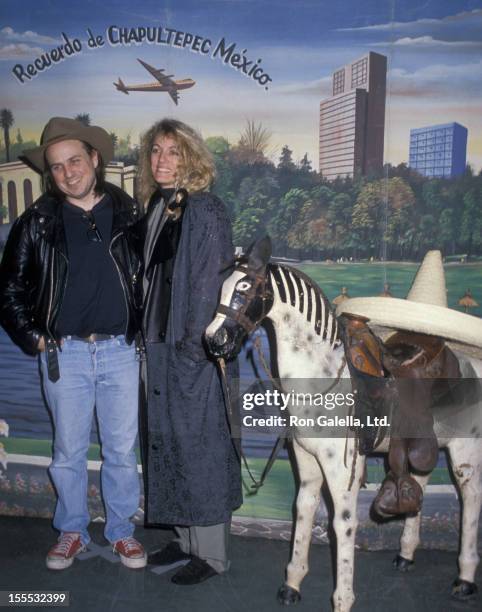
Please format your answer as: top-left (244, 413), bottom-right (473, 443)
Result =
top-left (1, 0), bottom-right (481, 535)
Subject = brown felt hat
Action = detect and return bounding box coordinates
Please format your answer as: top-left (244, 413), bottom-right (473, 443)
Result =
top-left (21, 117), bottom-right (114, 173)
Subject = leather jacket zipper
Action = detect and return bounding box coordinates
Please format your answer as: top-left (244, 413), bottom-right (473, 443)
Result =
top-left (56, 251), bottom-right (69, 346)
top-left (46, 250), bottom-right (55, 340)
top-left (109, 232), bottom-right (130, 337)
top-left (46, 250), bottom-right (69, 346)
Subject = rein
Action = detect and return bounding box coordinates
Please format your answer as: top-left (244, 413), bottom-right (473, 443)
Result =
top-left (214, 265), bottom-right (282, 495)
top-left (217, 356), bottom-right (284, 496)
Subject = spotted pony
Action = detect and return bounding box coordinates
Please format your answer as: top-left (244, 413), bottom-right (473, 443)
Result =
top-left (205, 237), bottom-right (482, 612)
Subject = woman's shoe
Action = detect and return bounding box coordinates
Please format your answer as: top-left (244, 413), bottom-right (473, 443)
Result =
top-left (148, 541), bottom-right (190, 566)
top-left (171, 556), bottom-right (219, 585)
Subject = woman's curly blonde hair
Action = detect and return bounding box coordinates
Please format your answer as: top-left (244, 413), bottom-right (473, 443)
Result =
top-left (137, 118), bottom-right (215, 205)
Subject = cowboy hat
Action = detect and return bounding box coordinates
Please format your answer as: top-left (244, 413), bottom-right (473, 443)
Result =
top-left (21, 117), bottom-right (114, 173)
top-left (336, 250), bottom-right (482, 348)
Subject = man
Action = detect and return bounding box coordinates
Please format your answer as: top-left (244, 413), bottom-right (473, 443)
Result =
top-left (0, 117), bottom-right (146, 570)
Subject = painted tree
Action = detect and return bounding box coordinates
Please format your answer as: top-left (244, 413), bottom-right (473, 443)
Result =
top-left (205, 136), bottom-right (230, 156)
top-left (299, 153), bottom-right (312, 173)
top-left (114, 133), bottom-right (139, 165)
top-left (276, 145), bottom-right (298, 194)
top-left (287, 196), bottom-right (316, 252)
top-left (228, 172), bottom-right (278, 245)
top-left (437, 208), bottom-right (456, 254)
top-left (287, 189), bottom-right (332, 257)
top-left (204, 130), bottom-right (482, 258)
top-left (232, 207), bottom-right (267, 247)
top-left (0, 109), bottom-right (14, 162)
top-left (442, 180), bottom-right (465, 253)
top-left (278, 145), bottom-right (295, 171)
top-left (109, 132), bottom-right (118, 149)
top-left (268, 188), bottom-right (310, 255)
top-left (232, 120), bottom-right (272, 165)
top-left (460, 187), bottom-right (482, 257)
top-left (324, 192), bottom-right (354, 256)
top-left (351, 177), bottom-right (415, 259)
top-left (238, 175), bottom-right (277, 218)
top-left (421, 179), bottom-right (449, 214)
top-left (74, 113), bottom-right (91, 126)
top-left (207, 137), bottom-right (235, 216)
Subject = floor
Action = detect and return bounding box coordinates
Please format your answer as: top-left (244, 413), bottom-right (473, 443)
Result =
top-left (0, 516), bottom-right (480, 612)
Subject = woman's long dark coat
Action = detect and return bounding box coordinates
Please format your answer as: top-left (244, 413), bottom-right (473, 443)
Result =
top-left (140, 192), bottom-right (242, 526)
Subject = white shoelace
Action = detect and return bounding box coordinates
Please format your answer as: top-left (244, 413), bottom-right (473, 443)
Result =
top-left (54, 533), bottom-right (79, 554)
top-left (115, 537), bottom-right (139, 554)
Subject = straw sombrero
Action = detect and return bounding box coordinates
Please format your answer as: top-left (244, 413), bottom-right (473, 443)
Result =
top-left (336, 251), bottom-right (482, 348)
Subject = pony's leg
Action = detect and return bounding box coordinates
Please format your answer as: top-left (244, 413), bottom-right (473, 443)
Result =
top-left (321, 439), bottom-right (364, 612)
top-left (393, 472), bottom-right (430, 571)
top-left (447, 439), bottom-right (482, 599)
top-left (278, 438), bottom-right (323, 605)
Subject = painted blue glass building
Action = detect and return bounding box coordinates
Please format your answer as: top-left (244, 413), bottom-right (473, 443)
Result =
top-left (408, 122), bottom-right (468, 178)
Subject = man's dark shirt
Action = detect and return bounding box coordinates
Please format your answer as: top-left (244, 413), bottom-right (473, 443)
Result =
top-left (56, 194), bottom-right (127, 336)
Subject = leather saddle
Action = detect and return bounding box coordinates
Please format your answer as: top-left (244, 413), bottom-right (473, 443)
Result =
top-left (339, 314), bottom-right (461, 517)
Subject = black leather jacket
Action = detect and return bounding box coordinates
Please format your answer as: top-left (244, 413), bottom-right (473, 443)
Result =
top-left (0, 182), bottom-right (142, 356)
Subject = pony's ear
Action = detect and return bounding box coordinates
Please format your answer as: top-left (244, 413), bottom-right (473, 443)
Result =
top-left (248, 236), bottom-right (272, 272)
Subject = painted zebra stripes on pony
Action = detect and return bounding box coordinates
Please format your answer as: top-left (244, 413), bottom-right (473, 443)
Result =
top-left (270, 264), bottom-right (338, 346)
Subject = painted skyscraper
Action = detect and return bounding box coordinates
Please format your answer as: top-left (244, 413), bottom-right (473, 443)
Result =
top-left (408, 122), bottom-right (467, 178)
top-left (319, 51), bottom-right (387, 180)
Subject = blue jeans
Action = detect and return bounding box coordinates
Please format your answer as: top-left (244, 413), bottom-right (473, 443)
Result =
top-left (40, 336), bottom-right (140, 545)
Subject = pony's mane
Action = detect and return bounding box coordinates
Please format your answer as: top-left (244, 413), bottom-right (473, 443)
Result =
top-left (268, 262), bottom-right (339, 345)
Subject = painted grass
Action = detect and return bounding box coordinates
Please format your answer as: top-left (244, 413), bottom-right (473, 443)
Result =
top-left (297, 262), bottom-right (482, 318)
top-left (2, 437), bottom-right (140, 463)
top-left (3, 438), bottom-right (452, 521)
top-left (236, 459), bottom-right (451, 520)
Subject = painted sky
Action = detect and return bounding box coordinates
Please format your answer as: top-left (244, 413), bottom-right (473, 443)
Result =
top-left (1, 0), bottom-right (481, 171)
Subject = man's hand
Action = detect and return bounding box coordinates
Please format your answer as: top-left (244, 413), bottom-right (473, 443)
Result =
top-left (37, 336), bottom-right (46, 352)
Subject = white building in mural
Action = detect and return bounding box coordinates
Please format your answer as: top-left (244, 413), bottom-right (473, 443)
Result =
top-left (0, 161), bottom-right (136, 225)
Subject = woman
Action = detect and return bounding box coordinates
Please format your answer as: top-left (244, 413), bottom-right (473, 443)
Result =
top-left (137, 119), bottom-right (242, 585)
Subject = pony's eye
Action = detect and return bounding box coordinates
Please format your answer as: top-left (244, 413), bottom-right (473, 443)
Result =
top-left (237, 281), bottom-right (252, 292)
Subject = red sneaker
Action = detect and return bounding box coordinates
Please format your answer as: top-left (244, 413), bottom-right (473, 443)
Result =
top-left (46, 532), bottom-right (86, 570)
top-left (113, 537), bottom-right (147, 569)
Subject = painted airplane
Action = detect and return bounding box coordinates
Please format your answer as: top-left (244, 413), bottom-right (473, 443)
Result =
top-left (114, 59), bottom-right (195, 105)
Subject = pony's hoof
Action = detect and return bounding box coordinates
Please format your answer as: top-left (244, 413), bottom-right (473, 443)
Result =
top-left (451, 578), bottom-right (478, 601)
top-left (277, 584), bottom-right (301, 606)
top-left (392, 555), bottom-right (414, 572)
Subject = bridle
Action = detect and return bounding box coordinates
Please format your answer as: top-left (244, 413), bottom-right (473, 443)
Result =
top-left (214, 264), bottom-right (274, 335)
top-left (214, 262), bottom-right (279, 495)
top-left (214, 261), bottom-right (349, 495)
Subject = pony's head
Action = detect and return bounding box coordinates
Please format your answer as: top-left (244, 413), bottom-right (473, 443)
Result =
top-left (205, 237), bottom-right (273, 360)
